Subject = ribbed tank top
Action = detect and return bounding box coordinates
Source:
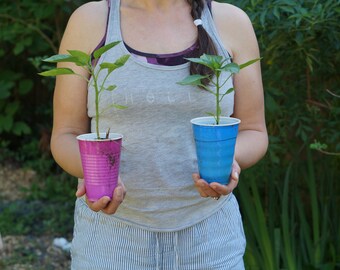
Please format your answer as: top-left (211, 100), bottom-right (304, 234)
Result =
top-left (87, 0), bottom-right (235, 231)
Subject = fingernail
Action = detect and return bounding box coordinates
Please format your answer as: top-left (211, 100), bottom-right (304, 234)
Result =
top-left (234, 172), bottom-right (239, 180)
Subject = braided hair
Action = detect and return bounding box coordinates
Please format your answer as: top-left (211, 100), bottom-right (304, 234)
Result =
top-left (187, 0), bottom-right (218, 84)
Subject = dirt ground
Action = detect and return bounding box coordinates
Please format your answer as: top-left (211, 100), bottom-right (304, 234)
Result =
top-left (0, 235), bottom-right (71, 270)
top-left (0, 165), bottom-right (71, 270)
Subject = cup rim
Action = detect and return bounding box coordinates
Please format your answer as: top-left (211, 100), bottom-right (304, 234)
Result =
top-left (76, 132), bottom-right (123, 141)
top-left (191, 116), bottom-right (241, 127)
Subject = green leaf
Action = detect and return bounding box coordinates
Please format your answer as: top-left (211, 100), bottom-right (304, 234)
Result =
top-left (201, 54), bottom-right (224, 69)
top-left (5, 102), bottom-right (19, 116)
top-left (12, 121), bottom-right (31, 135)
top-left (100, 62), bottom-right (119, 73)
top-left (93, 41), bottom-right (121, 59)
top-left (67, 50), bottom-right (90, 65)
top-left (177, 74), bottom-right (208, 85)
top-left (112, 104), bottom-right (128, 110)
top-left (43, 54), bottom-right (79, 64)
top-left (260, 9), bottom-right (267, 27)
top-left (225, 87), bottom-right (234, 95)
top-left (221, 63), bottom-right (240, 74)
top-left (38, 68), bottom-right (75, 77)
top-left (0, 81), bottom-right (14, 99)
top-left (185, 54), bottom-right (223, 70)
top-left (310, 141), bottom-right (327, 151)
top-left (19, 79), bottom-right (33, 95)
top-left (273, 6), bottom-right (280, 20)
top-left (13, 43), bottom-right (24, 55)
top-left (0, 115), bottom-right (13, 132)
top-left (265, 93), bottom-right (280, 113)
top-left (205, 112), bottom-right (215, 117)
top-left (114, 54), bottom-right (130, 67)
top-left (184, 57), bottom-right (207, 66)
top-left (280, 6), bottom-right (295, 14)
top-left (106, 85), bottom-right (117, 91)
top-left (100, 55), bottom-right (130, 73)
top-left (239, 58), bottom-right (261, 70)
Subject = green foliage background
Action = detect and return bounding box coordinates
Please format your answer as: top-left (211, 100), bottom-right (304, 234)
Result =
top-left (0, 0), bottom-right (87, 255)
top-left (0, 0), bottom-right (339, 269)
top-left (223, 0), bottom-right (340, 269)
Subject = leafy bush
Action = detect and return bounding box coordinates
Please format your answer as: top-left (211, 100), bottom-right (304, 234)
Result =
top-left (220, 0), bottom-right (340, 268)
top-left (0, 0), bottom-right (86, 237)
top-left (0, 0), bottom-right (87, 163)
top-left (225, 0), bottom-right (340, 156)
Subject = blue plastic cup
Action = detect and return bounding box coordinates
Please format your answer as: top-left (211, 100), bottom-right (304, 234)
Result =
top-left (191, 117), bottom-right (240, 184)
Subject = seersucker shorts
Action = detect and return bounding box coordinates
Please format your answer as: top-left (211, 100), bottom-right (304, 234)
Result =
top-left (71, 194), bottom-right (246, 270)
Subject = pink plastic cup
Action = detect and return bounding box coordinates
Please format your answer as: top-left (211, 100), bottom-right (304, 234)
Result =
top-left (77, 133), bottom-right (123, 202)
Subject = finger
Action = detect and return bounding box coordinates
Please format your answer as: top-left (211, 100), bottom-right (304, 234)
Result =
top-left (192, 173), bottom-right (200, 181)
top-left (199, 181), bottom-right (220, 197)
top-left (102, 186), bottom-right (125, 214)
top-left (232, 159), bottom-right (241, 177)
top-left (210, 175), bottom-right (239, 196)
top-left (232, 171), bottom-right (239, 181)
top-left (192, 173), bottom-right (208, 197)
top-left (118, 178), bottom-right (127, 195)
top-left (226, 166), bottom-right (241, 194)
top-left (226, 176), bottom-right (239, 194)
top-left (76, 179), bottom-right (86, 197)
top-left (209, 182), bottom-right (229, 196)
top-left (192, 174), bottom-right (220, 198)
top-left (86, 196), bottom-right (111, 212)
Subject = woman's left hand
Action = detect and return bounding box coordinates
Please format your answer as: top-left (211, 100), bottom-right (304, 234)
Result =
top-left (192, 159), bottom-right (241, 200)
top-left (76, 177), bottom-right (126, 214)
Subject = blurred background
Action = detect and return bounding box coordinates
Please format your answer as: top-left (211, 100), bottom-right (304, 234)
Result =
top-left (0, 0), bottom-right (339, 269)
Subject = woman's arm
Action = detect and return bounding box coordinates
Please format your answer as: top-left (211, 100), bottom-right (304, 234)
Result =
top-left (193, 2), bottom-right (268, 197)
top-left (212, 2), bottom-right (268, 169)
top-left (51, 1), bottom-right (109, 178)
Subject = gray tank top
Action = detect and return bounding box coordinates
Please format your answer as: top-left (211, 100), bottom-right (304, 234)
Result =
top-left (87, 0), bottom-right (235, 231)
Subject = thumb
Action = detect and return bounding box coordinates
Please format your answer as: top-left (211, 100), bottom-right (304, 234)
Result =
top-left (76, 179), bottom-right (86, 197)
top-left (192, 173), bottom-right (201, 182)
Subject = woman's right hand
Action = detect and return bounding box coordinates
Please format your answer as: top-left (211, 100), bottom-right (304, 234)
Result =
top-left (76, 177), bottom-right (126, 215)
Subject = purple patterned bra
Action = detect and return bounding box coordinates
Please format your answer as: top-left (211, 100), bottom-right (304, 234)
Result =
top-left (93, 35), bottom-right (199, 67)
top-left (124, 42), bottom-right (199, 66)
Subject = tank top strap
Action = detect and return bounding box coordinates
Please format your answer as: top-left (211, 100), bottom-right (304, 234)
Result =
top-left (207, 0), bottom-right (212, 13)
top-left (201, 1), bottom-right (231, 60)
top-left (106, 0), bottom-right (122, 43)
top-left (90, 0), bottom-right (111, 62)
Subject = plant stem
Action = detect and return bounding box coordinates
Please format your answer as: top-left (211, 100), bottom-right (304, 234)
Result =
top-left (314, 149), bottom-right (340, 156)
top-left (89, 66), bottom-right (100, 139)
top-left (215, 73), bottom-right (220, 125)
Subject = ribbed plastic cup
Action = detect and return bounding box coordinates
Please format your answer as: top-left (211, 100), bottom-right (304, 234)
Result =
top-left (77, 133), bottom-right (123, 201)
top-left (191, 117), bottom-right (240, 184)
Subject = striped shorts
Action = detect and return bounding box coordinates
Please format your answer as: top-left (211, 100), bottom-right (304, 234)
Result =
top-left (71, 194), bottom-right (246, 270)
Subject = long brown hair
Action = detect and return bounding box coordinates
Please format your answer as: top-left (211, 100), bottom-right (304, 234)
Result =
top-left (187, 0), bottom-right (218, 84)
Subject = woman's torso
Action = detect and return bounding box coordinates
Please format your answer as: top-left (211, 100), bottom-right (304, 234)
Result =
top-left (85, 0), bottom-right (235, 231)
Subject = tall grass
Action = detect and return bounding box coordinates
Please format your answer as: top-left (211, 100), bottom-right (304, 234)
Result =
top-left (237, 151), bottom-right (340, 269)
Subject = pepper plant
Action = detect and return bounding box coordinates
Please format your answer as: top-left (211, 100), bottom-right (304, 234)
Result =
top-left (178, 54), bottom-right (260, 124)
top-left (39, 41), bottom-right (129, 139)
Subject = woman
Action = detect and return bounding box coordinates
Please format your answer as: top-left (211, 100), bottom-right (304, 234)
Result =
top-left (51, 0), bottom-right (268, 269)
